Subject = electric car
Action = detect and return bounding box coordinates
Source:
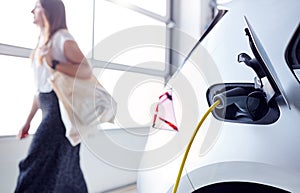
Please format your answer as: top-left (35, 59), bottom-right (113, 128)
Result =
top-left (137, 0), bottom-right (300, 192)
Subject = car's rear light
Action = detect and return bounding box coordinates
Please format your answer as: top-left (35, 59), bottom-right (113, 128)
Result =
top-left (152, 88), bottom-right (178, 131)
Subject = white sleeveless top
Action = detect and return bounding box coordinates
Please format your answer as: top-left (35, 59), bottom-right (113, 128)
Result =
top-left (33, 29), bottom-right (74, 93)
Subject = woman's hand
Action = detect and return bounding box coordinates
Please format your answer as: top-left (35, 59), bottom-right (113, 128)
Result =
top-left (17, 122), bottom-right (30, 139)
top-left (17, 95), bottom-right (39, 140)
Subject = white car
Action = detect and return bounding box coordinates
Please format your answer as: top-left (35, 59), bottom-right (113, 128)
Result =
top-left (137, 0), bottom-right (300, 192)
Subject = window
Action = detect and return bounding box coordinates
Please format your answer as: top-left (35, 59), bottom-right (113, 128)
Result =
top-left (124, 0), bottom-right (167, 16)
top-left (0, 55), bottom-right (40, 136)
top-left (63, 0), bottom-right (94, 55)
top-left (93, 0), bottom-right (166, 70)
top-left (0, 0), bottom-right (38, 49)
top-left (0, 0), bottom-right (169, 135)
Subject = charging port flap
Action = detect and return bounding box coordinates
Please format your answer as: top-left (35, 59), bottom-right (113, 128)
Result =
top-left (243, 16), bottom-right (290, 108)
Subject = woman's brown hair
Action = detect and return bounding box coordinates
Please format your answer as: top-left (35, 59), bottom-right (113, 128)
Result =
top-left (40, 0), bottom-right (68, 44)
top-left (32, 0), bottom-right (68, 63)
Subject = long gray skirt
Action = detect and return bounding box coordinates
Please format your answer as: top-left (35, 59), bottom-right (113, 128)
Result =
top-left (15, 91), bottom-right (88, 193)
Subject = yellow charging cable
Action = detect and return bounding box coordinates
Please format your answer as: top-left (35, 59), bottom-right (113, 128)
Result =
top-left (172, 100), bottom-right (220, 193)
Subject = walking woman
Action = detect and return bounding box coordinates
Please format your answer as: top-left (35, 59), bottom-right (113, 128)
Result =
top-left (15, 0), bottom-right (91, 192)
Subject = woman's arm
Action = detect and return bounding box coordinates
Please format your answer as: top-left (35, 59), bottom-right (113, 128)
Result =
top-left (45, 40), bottom-right (92, 79)
top-left (17, 94), bottom-right (39, 139)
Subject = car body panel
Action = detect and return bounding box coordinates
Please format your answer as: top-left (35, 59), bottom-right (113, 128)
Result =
top-left (137, 0), bottom-right (300, 192)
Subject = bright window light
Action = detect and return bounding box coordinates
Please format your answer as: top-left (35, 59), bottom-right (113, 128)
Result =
top-left (114, 0), bottom-right (167, 16)
top-left (0, 55), bottom-right (40, 136)
top-left (0, 0), bottom-right (38, 49)
top-left (0, 0), bottom-right (167, 136)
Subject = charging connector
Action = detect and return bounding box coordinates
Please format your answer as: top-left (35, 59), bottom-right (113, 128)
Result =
top-left (213, 87), bottom-right (249, 110)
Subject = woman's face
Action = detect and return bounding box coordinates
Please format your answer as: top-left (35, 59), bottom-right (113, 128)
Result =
top-left (31, 2), bottom-right (45, 27)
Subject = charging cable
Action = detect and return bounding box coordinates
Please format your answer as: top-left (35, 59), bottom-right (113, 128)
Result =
top-left (172, 100), bottom-right (220, 193)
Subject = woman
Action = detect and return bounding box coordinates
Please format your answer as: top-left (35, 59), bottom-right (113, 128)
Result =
top-left (15, 0), bottom-right (91, 192)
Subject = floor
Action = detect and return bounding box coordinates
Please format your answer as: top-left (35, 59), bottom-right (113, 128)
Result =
top-left (103, 183), bottom-right (137, 193)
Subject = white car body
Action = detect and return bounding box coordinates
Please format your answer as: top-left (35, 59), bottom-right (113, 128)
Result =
top-left (137, 0), bottom-right (300, 192)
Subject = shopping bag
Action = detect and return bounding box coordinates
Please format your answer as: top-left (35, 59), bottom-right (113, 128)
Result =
top-left (49, 71), bottom-right (117, 146)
